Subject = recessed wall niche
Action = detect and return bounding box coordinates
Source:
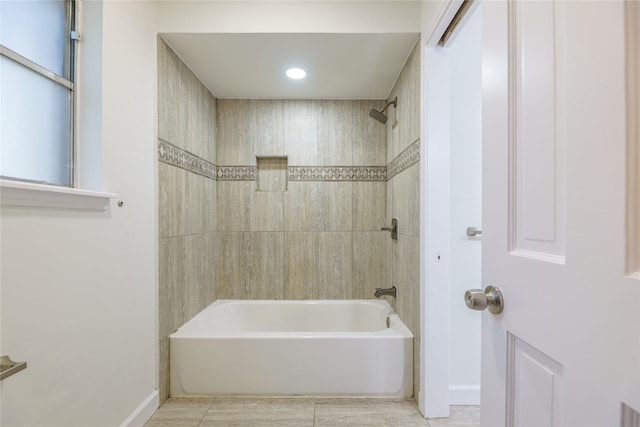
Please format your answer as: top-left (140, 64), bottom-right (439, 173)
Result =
top-left (257, 157), bottom-right (288, 192)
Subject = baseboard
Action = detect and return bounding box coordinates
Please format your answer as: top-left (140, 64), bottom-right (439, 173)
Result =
top-left (119, 389), bottom-right (159, 427)
top-left (449, 385), bottom-right (480, 405)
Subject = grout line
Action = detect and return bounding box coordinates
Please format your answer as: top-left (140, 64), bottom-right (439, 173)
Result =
top-left (196, 398), bottom-right (215, 427)
top-left (312, 398), bottom-right (317, 427)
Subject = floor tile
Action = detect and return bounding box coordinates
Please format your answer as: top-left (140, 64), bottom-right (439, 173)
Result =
top-left (427, 405), bottom-right (480, 427)
top-left (144, 397), bottom-right (213, 427)
top-left (145, 396), bottom-right (435, 427)
top-left (200, 397), bottom-right (315, 427)
top-left (314, 398), bottom-right (429, 427)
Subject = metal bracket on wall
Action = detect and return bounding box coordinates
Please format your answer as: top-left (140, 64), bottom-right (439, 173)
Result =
top-left (0, 355), bottom-right (27, 381)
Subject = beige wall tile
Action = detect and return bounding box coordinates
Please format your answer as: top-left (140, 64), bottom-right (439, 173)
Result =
top-left (392, 163), bottom-right (420, 238)
top-left (353, 182), bottom-right (386, 231)
top-left (250, 191), bottom-right (284, 232)
top-left (407, 163), bottom-right (420, 237)
top-left (158, 38), bottom-right (217, 164)
top-left (185, 172), bottom-right (205, 235)
top-left (158, 162), bottom-right (185, 238)
top-left (216, 99), bottom-right (251, 165)
top-left (185, 234), bottom-right (208, 318)
top-left (318, 233), bottom-right (353, 299)
top-left (284, 100), bottom-right (319, 166)
top-left (158, 236), bottom-right (187, 339)
top-left (217, 181), bottom-right (252, 232)
top-left (396, 235), bottom-right (419, 334)
top-left (250, 100), bottom-right (284, 156)
top-left (157, 39), bottom-right (183, 146)
top-left (386, 178), bottom-right (394, 228)
top-left (245, 232), bottom-right (285, 299)
top-left (395, 234), bottom-right (420, 398)
top-left (285, 182), bottom-right (352, 232)
top-left (181, 61), bottom-right (203, 158)
top-left (390, 232), bottom-right (400, 313)
top-left (318, 100), bottom-right (353, 166)
top-left (284, 181), bottom-right (323, 232)
top-left (386, 40), bottom-right (420, 162)
top-left (397, 65), bottom-right (410, 156)
top-left (159, 338), bottom-right (170, 404)
top-left (352, 232), bottom-right (386, 299)
top-left (204, 177), bottom-right (217, 233)
top-left (386, 89), bottom-right (401, 163)
top-left (406, 43), bottom-right (421, 146)
top-left (217, 232), bottom-right (285, 300)
top-left (216, 232), bottom-right (246, 299)
top-left (390, 174), bottom-right (401, 239)
top-left (205, 232), bottom-right (218, 305)
top-left (207, 93), bottom-right (217, 164)
top-left (319, 182), bottom-right (353, 231)
top-left (158, 237), bottom-right (172, 340)
top-left (353, 100), bottom-right (387, 166)
top-left (285, 232), bottom-right (319, 299)
top-left (384, 235), bottom-right (394, 299)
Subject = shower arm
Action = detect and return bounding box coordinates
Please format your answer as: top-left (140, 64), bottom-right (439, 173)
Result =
top-left (380, 96), bottom-right (398, 113)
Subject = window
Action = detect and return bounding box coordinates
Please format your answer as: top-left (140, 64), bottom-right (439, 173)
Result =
top-left (0, 0), bottom-right (76, 187)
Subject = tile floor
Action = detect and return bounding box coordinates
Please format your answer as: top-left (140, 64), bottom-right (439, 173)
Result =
top-left (144, 397), bottom-right (480, 427)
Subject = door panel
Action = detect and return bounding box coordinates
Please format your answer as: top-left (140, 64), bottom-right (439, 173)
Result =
top-left (506, 333), bottom-right (564, 427)
top-left (511, 0), bottom-right (566, 261)
top-left (481, 1), bottom-right (639, 426)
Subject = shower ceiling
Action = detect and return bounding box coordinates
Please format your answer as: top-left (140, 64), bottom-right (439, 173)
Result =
top-left (160, 32), bottom-right (419, 100)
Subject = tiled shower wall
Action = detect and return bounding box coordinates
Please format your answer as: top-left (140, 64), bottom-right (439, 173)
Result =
top-left (157, 38), bottom-right (218, 402)
top-left (215, 98), bottom-right (388, 300)
top-left (157, 36), bottom-right (421, 401)
top-left (386, 40), bottom-right (421, 398)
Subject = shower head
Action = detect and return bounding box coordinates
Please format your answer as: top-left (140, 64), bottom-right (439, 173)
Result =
top-left (369, 96), bottom-right (398, 124)
top-left (369, 109), bottom-right (389, 124)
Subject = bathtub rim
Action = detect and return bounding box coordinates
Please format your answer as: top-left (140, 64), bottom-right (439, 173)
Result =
top-left (170, 299), bottom-right (413, 339)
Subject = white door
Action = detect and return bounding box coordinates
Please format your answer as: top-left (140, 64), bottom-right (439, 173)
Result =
top-left (478, 1), bottom-right (640, 426)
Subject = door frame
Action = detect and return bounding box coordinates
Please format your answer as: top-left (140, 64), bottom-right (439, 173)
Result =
top-left (419, 0), bottom-right (480, 418)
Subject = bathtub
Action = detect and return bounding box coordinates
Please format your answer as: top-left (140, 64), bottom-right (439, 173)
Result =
top-left (170, 299), bottom-right (413, 397)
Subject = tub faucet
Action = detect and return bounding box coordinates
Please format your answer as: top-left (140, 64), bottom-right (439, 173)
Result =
top-left (375, 285), bottom-right (397, 299)
top-left (381, 217), bottom-right (398, 241)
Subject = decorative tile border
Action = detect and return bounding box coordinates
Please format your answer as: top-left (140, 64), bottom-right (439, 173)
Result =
top-left (387, 139), bottom-right (420, 180)
top-left (217, 166), bottom-right (258, 181)
top-left (159, 137), bottom-right (421, 182)
top-left (288, 166), bottom-right (387, 182)
top-left (158, 139), bottom-right (216, 180)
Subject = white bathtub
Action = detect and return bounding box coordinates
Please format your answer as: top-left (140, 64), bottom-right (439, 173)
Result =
top-left (170, 299), bottom-right (413, 397)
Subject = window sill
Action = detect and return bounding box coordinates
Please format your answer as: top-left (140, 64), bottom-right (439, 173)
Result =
top-left (0, 179), bottom-right (118, 211)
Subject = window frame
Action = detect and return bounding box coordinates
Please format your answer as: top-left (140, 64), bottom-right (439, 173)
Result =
top-left (0, 0), bottom-right (77, 187)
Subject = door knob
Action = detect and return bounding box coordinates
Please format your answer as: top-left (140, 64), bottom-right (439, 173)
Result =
top-left (465, 285), bottom-right (504, 314)
top-left (466, 226), bottom-right (482, 237)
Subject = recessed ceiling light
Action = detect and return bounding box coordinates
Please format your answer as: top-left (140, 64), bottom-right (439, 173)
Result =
top-left (286, 67), bottom-right (306, 80)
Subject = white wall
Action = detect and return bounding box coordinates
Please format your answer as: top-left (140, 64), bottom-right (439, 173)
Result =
top-left (158, 0), bottom-right (421, 34)
top-left (0, 1), bottom-right (158, 426)
top-left (419, 0), bottom-right (453, 418)
top-left (447, 3), bottom-right (482, 405)
top-left (419, 0), bottom-right (482, 415)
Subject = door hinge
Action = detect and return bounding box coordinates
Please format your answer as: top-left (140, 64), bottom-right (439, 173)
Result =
top-left (70, 31), bottom-right (81, 42)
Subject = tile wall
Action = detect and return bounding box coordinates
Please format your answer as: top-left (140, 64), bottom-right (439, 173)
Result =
top-left (157, 37), bottom-right (421, 402)
top-left (157, 38), bottom-right (218, 402)
top-left (214, 98), bottom-right (388, 300)
top-left (386, 41), bottom-right (421, 398)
